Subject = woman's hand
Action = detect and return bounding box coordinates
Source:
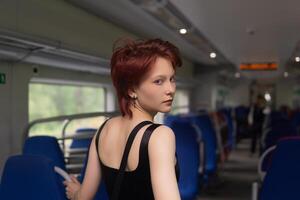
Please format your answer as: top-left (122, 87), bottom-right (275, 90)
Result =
top-left (63, 175), bottom-right (81, 200)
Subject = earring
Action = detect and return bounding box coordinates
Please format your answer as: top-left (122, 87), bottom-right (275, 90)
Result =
top-left (132, 94), bottom-right (137, 99)
top-left (132, 94), bottom-right (137, 108)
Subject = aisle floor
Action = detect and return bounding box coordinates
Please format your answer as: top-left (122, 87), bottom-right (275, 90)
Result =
top-left (198, 140), bottom-right (259, 200)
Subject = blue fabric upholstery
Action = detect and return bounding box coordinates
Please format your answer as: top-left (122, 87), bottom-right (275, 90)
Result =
top-left (261, 149), bottom-right (275, 174)
top-left (220, 108), bottom-right (235, 150)
top-left (191, 114), bottom-right (217, 176)
top-left (163, 114), bottom-right (181, 127)
top-left (235, 106), bottom-right (249, 121)
top-left (23, 136), bottom-right (66, 170)
top-left (260, 138), bottom-right (300, 200)
top-left (265, 111), bottom-right (288, 129)
top-left (235, 106), bottom-right (250, 139)
top-left (263, 119), bottom-right (297, 151)
top-left (0, 155), bottom-right (67, 200)
top-left (291, 111), bottom-right (300, 134)
top-left (167, 118), bottom-right (200, 200)
top-left (70, 128), bottom-right (96, 149)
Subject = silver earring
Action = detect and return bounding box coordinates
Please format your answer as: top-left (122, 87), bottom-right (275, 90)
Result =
top-left (132, 95), bottom-right (137, 107)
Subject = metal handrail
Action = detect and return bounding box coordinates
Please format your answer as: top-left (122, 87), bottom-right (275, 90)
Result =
top-left (58, 133), bottom-right (96, 140)
top-left (23, 111), bottom-right (119, 144)
top-left (23, 111), bottom-right (120, 173)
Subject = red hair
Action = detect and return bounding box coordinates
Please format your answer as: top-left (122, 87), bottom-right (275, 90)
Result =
top-left (110, 38), bottom-right (182, 118)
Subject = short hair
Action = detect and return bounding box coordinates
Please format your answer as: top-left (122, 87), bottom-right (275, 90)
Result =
top-left (110, 38), bottom-right (182, 118)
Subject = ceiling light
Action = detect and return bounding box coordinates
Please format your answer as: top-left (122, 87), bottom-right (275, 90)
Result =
top-left (234, 72), bottom-right (240, 78)
top-left (210, 52), bottom-right (216, 59)
top-left (295, 57), bottom-right (300, 62)
top-left (264, 93), bottom-right (271, 102)
top-left (179, 28), bottom-right (187, 35)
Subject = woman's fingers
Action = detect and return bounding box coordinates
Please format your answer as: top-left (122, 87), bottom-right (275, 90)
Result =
top-left (63, 175), bottom-right (81, 200)
top-left (66, 190), bottom-right (71, 199)
top-left (70, 175), bottom-right (79, 183)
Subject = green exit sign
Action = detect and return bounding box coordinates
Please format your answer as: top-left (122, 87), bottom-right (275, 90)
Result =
top-left (0, 73), bottom-right (6, 84)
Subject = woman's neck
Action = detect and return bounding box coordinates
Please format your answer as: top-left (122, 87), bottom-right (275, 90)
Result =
top-left (127, 104), bottom-right (156, 122)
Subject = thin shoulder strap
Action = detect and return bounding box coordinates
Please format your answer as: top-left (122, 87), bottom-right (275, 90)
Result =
top-left (95, 118), bottom-right (110, 163)
top-left (140, 123), bottom-right (162, 163)
top-left (140, 124), bottom-right (181, 181)
top-left (111, 120), bottom-right (153, 200)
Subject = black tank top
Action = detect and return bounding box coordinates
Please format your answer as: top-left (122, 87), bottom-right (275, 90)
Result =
top-left (95, 120), bottom-right (180, 200)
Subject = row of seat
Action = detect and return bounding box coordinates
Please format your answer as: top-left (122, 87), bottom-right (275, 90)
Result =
top-left (259, 111), bottom-right (298, 176)
top-left (254, 110), bottom-right (300, 199)
top-left (1, 107), bottom-right (238, 200)
top-left (163, 108), bottom-right (236, 199)
top-left (255, 137), bottom-right (300, 199)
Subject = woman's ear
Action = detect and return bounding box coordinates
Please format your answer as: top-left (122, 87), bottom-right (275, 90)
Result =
top-left (128, 89), bottom-right (136, 99)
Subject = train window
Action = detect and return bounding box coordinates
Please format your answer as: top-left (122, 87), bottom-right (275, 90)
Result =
top-left (28, 82), bottom-right (106, 137)
top-left (154, 89), bottom-right (190, 123)
top-left (171, 89), bottom-right (190, 114)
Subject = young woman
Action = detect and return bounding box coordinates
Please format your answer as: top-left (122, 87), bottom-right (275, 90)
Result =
top-left (64, 38), bottom-right (182, 200)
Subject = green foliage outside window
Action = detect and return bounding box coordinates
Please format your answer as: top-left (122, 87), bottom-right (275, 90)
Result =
top-left (29, 83), bottom-right (106, 138)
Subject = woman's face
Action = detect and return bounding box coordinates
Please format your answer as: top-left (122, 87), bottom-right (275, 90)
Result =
top-left (134, 57), bottom-right (176, 114)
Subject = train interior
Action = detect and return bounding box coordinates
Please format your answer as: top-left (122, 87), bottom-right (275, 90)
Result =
top-left (1, 0), bottom-right (300, 199)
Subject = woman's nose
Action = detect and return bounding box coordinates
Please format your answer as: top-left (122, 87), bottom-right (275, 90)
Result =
top-left (166, 81), bottom-right (176, 95)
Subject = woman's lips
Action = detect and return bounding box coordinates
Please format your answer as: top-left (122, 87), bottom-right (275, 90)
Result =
top-left (163, 100), bottom-right (173, 103)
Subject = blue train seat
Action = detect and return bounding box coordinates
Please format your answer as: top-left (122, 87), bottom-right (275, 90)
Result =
top-left (166, 117), bottom-right (200, 200)
top-left (23, 136), bottom-right (66, 170)
top-left (234, 106), bottom-right (250, 140)
top-left (262, 119), bottom-right (297, 151)
top-left (260, 137), bottom-right (300, 200)
top-left (191, 114), bottom-right (217, 179)
top-left (219, 108), bottom-right (235, 150)
top-left (70, 128), bottom-right (96, 149)
top-left (291, 111), bottom-right (300, 134)
top-left (0, 155), bottom-right (67, 200)
top-left (163, 114), bottom-right (181, 127)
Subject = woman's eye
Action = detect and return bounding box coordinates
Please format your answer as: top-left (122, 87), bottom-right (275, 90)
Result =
top-left (170, 77), bottom-right (176, 83)
top-left (154, 79), bottom-right (163, 85)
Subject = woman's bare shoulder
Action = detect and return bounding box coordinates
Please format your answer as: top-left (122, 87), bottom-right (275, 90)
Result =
top-left (105, 115), bottom-right (122, 127)
top-left (153, 124), bottom-right (174, 133)
top-left (108, 115), bottom-right (122, 122)
top-left (95, 116), bottom-right (122, 137)
top-left (149, 125), bottom-right (176, 148)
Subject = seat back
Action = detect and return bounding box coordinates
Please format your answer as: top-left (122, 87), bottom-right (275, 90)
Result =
top-left (168, 119), bottom-right (200, 200)
top-left (235, 106), bottom-right (250, 139)
top-left (260, 137), bottom-right (300, 200)
top-left (191, 114), bottom-right (217, 175)
top-left (235, 106), bottom-right (249, 122)
top-left (163, 114), bottom-right (181, 127)
top-left (262, 119), bottom-right (297, 151)
top-left (23, 136), bottom-right (66, 170)
top-left (0, 155), bottom-right (66, 200)
top-left (265, 111), bottom-right (288, 129)
top-left (70, 128), bottom-right (96, 149)
top-left (291, 111), bottom-right (300, 134)
top-left (219, 108), bottom-right (235, 150)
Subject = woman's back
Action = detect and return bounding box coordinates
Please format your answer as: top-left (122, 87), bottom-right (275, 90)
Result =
top-left (98, 117), bottom-right (152, 172)
top-left (95, 117), bottom-right (180, 199)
